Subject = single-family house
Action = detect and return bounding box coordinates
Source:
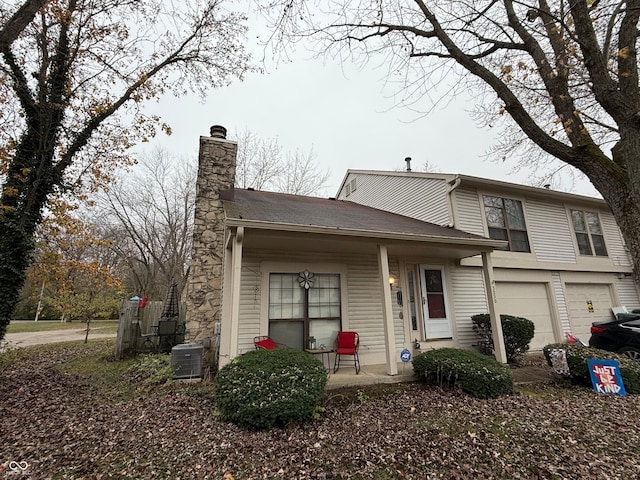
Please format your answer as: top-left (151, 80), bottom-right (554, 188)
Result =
top-left (186, 127), bottom-right (510, 374)
top-left (335, 164), bottom-right (640, 351)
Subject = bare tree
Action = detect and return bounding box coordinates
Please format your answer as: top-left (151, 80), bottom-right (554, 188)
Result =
top-left (98, 148), bottom-right (196, 300)
top-left (263, 0), bottom-right (640, 281)
top-left (97, 133), bottom-right (328, 302)
top-left (275, 146), bottom-right (331, 195)
top-left (232, 130), bottom-right (330, 195)
top-left (234, 129), bottom-right (283, 190)
top-left (0, 0), bottom-right (253, 339)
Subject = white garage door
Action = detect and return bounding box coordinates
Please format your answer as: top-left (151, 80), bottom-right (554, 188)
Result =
top-left (495, 282), bottom-right (556, 350)
top-left (565, 283), bottom-right (614, 342)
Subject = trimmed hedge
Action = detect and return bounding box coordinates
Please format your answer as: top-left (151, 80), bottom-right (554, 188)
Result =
top-left (472, 313), bottom-right (535, 363)
top-left (413, 348), bottom-right (513, 399)
top-left (542, 343), bottom-right (640, 394)
top-left (213, 348), bottom-right (327, 429)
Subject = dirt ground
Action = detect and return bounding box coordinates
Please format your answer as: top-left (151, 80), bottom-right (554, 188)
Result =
top-left (508, 353), bottom-right (558, 384)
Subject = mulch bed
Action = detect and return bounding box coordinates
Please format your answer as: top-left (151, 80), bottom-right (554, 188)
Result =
top-left (1, 343), bottom-right (639, 479)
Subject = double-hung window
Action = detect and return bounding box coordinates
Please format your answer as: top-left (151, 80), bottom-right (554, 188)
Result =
top-left (268, 273), bottom-right (341, 350)
top-left (570, 210), bottom-right (607, 256)
top-left (483, 195), bottom-right (531, 252)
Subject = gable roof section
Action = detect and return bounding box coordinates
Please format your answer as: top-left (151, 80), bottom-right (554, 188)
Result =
top-left (338, 169), bottom-right (607, 208)
top-left (223, 189), bottom-right (502, 248)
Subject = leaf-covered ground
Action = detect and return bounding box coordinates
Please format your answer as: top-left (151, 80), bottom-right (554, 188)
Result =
top-left (1, 341), bottom-right (639, 479)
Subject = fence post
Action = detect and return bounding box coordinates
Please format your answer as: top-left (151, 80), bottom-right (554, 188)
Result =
top-left (114, 300), bottom-right (139, 359)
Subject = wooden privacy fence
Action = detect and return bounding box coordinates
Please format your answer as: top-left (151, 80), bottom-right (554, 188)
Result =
top-left (114, 299), bottom-right (186, 359)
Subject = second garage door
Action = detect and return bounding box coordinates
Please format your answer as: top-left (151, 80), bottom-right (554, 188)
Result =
top-left (565, 283), bottom-right (614, 342)
top-left (495, 282), bottom-right (556, 350)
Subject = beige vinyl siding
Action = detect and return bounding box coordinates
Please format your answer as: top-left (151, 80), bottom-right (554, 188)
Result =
top-left (237, 259), bottom-right (263, 354)
top-left (345, 255), bottom-right (386, 355)
top-left (389, 258), bottom-right (406, 352)
top-left (526, 199), bottom-right (577, 263)
top-left (449, 266), bottom-right (488, 348)
top-left (452, 188), bottom-right (485, 236)
top-left (340, 173), bottom-right (451, 225)
top-left (240, 250), bottom-right (394, 359)
top-left (552, 272), bottom-right (572, 335)
top-left (600, 213), bottom-right (632, 267)
top-left (616, 276), bottom-right (640, 311)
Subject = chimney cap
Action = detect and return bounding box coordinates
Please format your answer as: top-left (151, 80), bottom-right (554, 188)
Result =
top-left (210, 125), bottom-right (227, 139)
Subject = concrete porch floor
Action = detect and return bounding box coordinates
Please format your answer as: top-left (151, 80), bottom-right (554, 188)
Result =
top-left (326, 362), bottom-right (417, 390)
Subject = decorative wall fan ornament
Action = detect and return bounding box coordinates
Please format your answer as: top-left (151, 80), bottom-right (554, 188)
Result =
top-left (298, 270), bottom-right (314, 289)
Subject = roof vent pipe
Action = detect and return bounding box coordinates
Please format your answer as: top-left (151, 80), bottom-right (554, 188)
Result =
top-left (210, 125), bottom-right (227, 139)
top-left (543, 184), bottom-right (551, 189)
top-left (405, 157), bottom-right (412, 172)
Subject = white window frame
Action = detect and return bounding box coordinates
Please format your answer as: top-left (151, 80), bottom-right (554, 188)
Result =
top-left (569, 208), bottom-right (608, 257)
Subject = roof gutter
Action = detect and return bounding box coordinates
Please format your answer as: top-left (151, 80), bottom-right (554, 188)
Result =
top-left (225, 217), bottom-right (506, 250)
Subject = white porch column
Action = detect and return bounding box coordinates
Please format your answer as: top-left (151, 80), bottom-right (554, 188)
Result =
top-left (228, 227), bottom-right (244, 360)
top-left (481, 251), bottom-right (507, 364)
top-left (218, 231), bottom-right (234, 367)
top-left (377, 245), bottom-right (398, 375)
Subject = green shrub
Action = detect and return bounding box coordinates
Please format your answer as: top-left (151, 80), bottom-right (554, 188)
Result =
top-left (412, 348), bottom-right (513, 399)
top-left (125, 354), bottom-right (174, 384)
top-left (542, 343), bottom-right (640, 394)
top-left (213, 348), bottom-right (327, 429)
top-left (472, 313), bottom-right (535, 363)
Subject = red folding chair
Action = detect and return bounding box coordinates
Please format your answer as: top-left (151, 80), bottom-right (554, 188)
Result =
top-left (253, 336), bottom-right (285, 350)
top-left (333, 331), bottom-right (360, 374)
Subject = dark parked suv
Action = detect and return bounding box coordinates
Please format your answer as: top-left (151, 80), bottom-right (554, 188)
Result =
top-left (589, 312), bottom-right (640, 361)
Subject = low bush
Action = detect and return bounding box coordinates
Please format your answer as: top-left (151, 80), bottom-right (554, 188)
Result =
top-left (213, 348), bottom-right (327, 429)
top-left (472, 313), bottom-right (535, 363)
top-left (542, 343), bottom-right (640, 394)
top-left (125, 354), bottom-right (174, 384)
top-left (412, 348), bottom-right (513, 399)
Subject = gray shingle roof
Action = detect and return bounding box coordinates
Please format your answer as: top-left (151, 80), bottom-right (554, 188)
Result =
top-left (223, 189), bottom-right (491, 243)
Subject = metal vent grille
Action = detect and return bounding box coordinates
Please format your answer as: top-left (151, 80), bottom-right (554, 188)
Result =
top-left (171, 344), bottom-right (204, 379)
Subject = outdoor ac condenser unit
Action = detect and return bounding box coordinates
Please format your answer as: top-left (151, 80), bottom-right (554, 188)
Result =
top-left (171, 344), bottom-right (204, 379)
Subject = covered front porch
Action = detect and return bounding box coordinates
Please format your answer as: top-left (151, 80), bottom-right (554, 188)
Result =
top-left (219, 194), bottom-right (510, 372)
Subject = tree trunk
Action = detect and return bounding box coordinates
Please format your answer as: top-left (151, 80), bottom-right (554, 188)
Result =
top-left (0, 135), bottom-right (58, 339)
top-left (589, 132), bottom-right (640, 286)
top-left (0, 222), bottom-right (35, 339)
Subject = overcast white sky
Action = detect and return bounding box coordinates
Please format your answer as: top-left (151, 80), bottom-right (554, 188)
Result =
top-left (143, 8), bottom-right (600, 199)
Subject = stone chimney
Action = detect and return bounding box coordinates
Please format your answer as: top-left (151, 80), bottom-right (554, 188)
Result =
top-left (186, 125), bottom-right (237, 360)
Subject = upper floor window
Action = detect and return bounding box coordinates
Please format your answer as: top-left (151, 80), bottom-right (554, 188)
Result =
top-left (570, 210), bottom-right (607, 256)
top-left (483, 195), bottom-right (531, 252)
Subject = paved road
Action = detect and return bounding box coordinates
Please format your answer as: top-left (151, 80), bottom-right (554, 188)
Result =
top-left (1, 328), bottom-right (116, 351)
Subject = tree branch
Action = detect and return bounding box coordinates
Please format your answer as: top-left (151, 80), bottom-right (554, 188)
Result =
top-left (0, 0), bottom-right (47, 50)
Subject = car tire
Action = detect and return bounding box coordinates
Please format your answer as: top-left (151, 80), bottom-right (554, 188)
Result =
top-left (618, 347), bottom-right (640, 362)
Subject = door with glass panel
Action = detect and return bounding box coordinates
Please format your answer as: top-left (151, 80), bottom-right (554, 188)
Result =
top-left (268, 272), bottom-right (341, 350)
top-left (419, 266), bottom-right (452, 339)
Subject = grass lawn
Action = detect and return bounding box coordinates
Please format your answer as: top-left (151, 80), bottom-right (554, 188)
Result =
top-left (6, 319), bottom-right (119, 334)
